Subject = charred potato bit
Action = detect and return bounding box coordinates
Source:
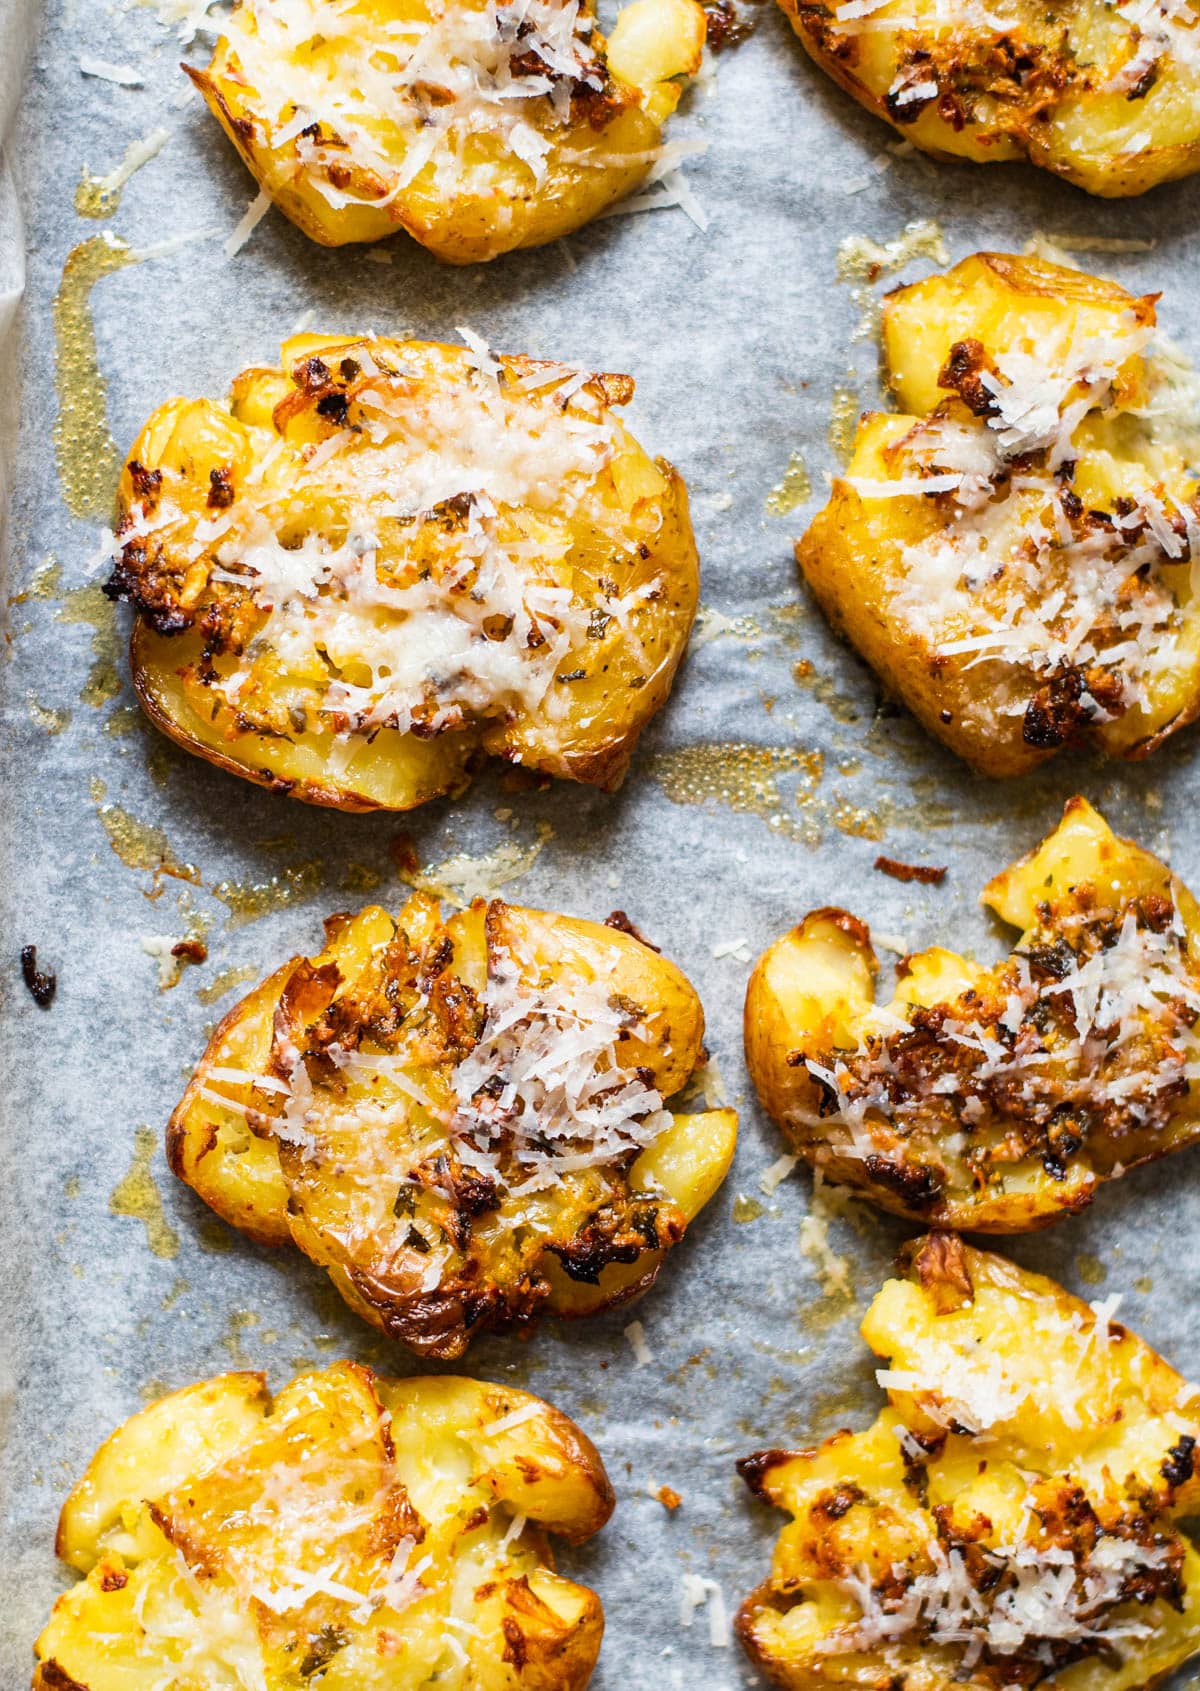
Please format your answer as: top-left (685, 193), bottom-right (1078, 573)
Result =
top-left (745, 798), bottom-right (1200, 1231)
top-left (169, 893), bottom-right (737, 1357)
top-left (777, 0), bottom-right (1200, 195)
top-left (798, 253), bottom-right (1200, 777)
top-left (189, 0), bottom-right (706, 262)
top-left (737, 1233), bottom-right (1200, 1690)
top-left (107, 334), bottom-right (699, 812)
top-left (34, 1361), bottom-right (613, 1690)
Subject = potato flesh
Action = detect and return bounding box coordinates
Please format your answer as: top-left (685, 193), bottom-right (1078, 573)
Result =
top-left (776, 0), bottom-right (1200, 195)
top-left (37, 1362), bottom-right (612, 1691)
top-left (169, 894), bottom-right (736, 1356)
top-left (798, 253), bottom-right (1200, 777)
top-left (111, 336), bottom-right (699, 812)
top-left (744, 798), bottom-right (1200, 1231)
top-left (737, 1234), bottom-right (1200, 1691)
top-left (193, 0), bottom-right (705, 261)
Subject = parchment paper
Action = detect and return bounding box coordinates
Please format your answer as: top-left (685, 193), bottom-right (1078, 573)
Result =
top-left (5, 1), bottom-right (1200, 1685)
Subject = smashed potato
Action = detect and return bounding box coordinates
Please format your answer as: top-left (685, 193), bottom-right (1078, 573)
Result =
top-left (737, 1232), bottom-right (1200, 1691)
top-left (190, 0), bottom-right (706, 262)
top-left (777, 0), bottom-right (1200, 196)
top-left (744, 798), bottom-right (1200, 1231)
top-left (798, 252), bottom-right (1200, 777)
top-left (106, 333), bottom-right (699, 811)
top-left (35, 1360), bottom-right (613, 1690)
top-left (169, 893), bottom-right (737, 1357)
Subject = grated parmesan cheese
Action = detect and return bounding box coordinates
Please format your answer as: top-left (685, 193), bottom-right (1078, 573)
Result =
top-left (450, 949), bottom-right (672, 1196)
top-left (624, 1319), bottom-right (654, 1366)
top-left (223, 186), bottom-right (272, 257)
top-left (679, 1574), bottom-right (731, 1646)
top-left (79, 56), bottom-right (145, 85)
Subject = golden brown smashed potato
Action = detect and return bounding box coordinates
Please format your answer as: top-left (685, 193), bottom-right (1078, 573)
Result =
top-left (798, 252), bottom-right (1200, 777)
top-left (737, 1232), bottom-right (1200, 1691)
top-left (106, 333), bottom-right (699, 811)
top-left (190, 0), bottom-right (706, 262)
top-left (745, 798), bottom-right (1200, 1231)
top-left (169, 893), bottom-right (737, 1357)
top-left (777, 0), bottom-right (1200, 196)
top-left (35, 1361), bottom-right (613, 1690)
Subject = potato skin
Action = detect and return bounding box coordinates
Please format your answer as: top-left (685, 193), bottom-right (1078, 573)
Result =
top-left (36, 1363), bottom-right (614, 1691)
top-left (736, 1233), bottom-right (1200, 1691)
top-left (744, 798), bottom-right (1200, 1232)
top-left (191, 0), bottom-right (706, 262)
top-left (797, 252), bottom-right (1200, 778)
top-left (169, 895), bottom-right (736, 1357)
top-left (110, 337), bottom-right (699, 813)
top-left (776, 0), bottom-right (1200, 196)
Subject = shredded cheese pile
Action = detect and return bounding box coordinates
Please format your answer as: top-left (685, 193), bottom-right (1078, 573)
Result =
top-left (827, 1534), bottom-right (1170, 1666)
top-left (222, 0), bottom-right (616, 201)
top-left (878, 318), bottom-right (1200, 722)
top-left (801, 904), bottom-right (1200, 1159)
top-left (450, 955), bottom-right (673, 1194)
top-left (114, 339), bottom-right (661, 745)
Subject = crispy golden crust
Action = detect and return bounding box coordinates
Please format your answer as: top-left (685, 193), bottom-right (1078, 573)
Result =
top-left (191, 0), bottom-right (706, 261)
top-left (736, 1234), bottom-right (1200, 1691)
top-left (796, 253), bottom-right (1200, 778)
top-left (169, 893), bottom-right (736, 1357)
top-left (109, 336), bottom-right (699, 813)
top-left (744, 798), bottom-right (1200, 1232)
top-left (36, 1363), bottom-right (614, 1691)
top-left (777, 0), bottom-right (1200, 196)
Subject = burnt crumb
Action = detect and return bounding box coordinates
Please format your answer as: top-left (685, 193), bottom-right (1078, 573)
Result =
top-left (874, 855), bottom-right (948, 886)
top-left (604, 910), bottom-right (662, 952)
top-left (296, 355), bottom-right (332, 393)
top-left (128, 460), bottom-right (163, 504)
top-left (813, 1482), bottom-right (865, 1521)
top-left (300, 1626), bottom-right (350, 1678)
top-left (1162, 1436), bottom-right (1196, 1489)
top-left (885, 77), bottom-right (938, 124)
top-left (702, 0), bottom-right (758, 48)
top-left (171, 938), bottom-right (208, 965)
top-left (863, 1152), bottom-right (944, 1209)
top-left (501, 1618), bottom-right (527, 1669)
top-left (99, 1567), bottom-right (129, 1592)
top-left (207, 466), bottom-right (235, 509)
top-left (20, 945), bottom-right (56, 1008)
top-left (1126, 62), bottom-right (1159, 99)
top-left (937, 338), bottom-right (997, 417)
top-left (736, 1448), bottom-right (792, 1498)
top-left (1024, 665), bottom-right (1126, 749)
top-left (316, 390), bottom-right (350, 426)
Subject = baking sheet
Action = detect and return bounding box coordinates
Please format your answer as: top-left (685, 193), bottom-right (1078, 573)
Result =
top-left (5, 1), bottom-right (1200, 1684)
